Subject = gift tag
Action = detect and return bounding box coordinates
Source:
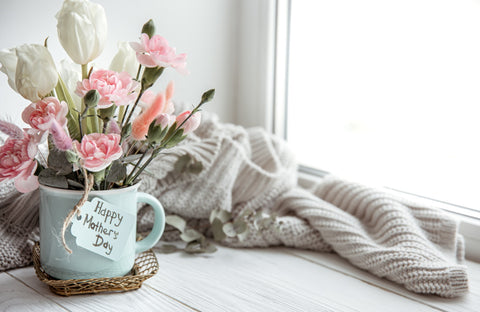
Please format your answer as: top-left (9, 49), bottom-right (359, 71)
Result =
top-left (71, 198), bottom-right (136, 261)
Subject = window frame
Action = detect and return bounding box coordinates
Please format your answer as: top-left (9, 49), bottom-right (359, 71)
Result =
top-left (263, 0), bottom-right (480, 261)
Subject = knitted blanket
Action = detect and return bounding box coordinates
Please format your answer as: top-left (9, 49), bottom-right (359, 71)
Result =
top-left (0, 112), bottom-right (468, 297)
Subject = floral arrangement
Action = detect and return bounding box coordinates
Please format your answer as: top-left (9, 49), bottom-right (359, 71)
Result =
top-left (0, 0), bottom-right (214, 195)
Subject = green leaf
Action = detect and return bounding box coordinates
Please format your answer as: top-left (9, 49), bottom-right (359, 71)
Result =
top-left (188, 160), bottom-right (203, 174)
top-left (55, 75), bottom-right (80, 141)
top-left (184, 239), bottom-right (217, 254)
top-left (67, 179), bottom-right (84, 189)
top-left (38, 168), bottom-right (68, 189)
top-left (211, 218), bottom-right (226, 241)
top-left (209, 209), bottom-right (231, 224)
top-left (233, 219), bottom-right (248, 234)
top-left (47, 141), bottom-right (73, 175)
top-left (222, 222), bottom-right (237, 238)
top-left (105, 161), bottom-right (126, 183)
top-left (165, 215), bottom-right (187, 232)
top-left (93, 170), bottom-right (105, 185)
top-left (164, 130), bottom-right (185, 148)
top-left (180, 228), bottom-right (203, 243)
top-left (121, 123), bottom-right (132, 138)
top-left (120, 154), bottom-right (143, 163)
top-left (155, 244), bottom-right (180, 254)
top-left (173, 154), bottom-right (191, 173)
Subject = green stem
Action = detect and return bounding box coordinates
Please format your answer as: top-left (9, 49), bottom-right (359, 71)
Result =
top-left (124, 148), bottom-right (149, 185)
top-left (81, 64), bottom-right (88, 80)
top-left (123, 88), bottom-right (144, 128)
top-left (127, 148), bottom-right (160, 184)
top-left (135, 64), bottom-right (142, 81)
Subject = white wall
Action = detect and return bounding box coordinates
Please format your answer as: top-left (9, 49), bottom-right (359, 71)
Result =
top-left (0, 0), bottom-right (241, 125)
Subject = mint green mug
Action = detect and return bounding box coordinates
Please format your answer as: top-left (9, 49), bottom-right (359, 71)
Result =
top-left (39, 183), bottom-right (165, 280)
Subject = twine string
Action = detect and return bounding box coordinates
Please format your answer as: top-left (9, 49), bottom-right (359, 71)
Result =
top-left (61, 169), bottom-right (94, 254)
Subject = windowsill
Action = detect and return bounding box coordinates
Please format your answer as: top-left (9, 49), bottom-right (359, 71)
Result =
top-left (2, 246), bottom-right (479, 311)
top-left (297, 169), bottom-right (480, 263)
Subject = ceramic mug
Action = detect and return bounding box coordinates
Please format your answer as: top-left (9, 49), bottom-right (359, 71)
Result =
top-left (39, 183), bottom-right (165, 280)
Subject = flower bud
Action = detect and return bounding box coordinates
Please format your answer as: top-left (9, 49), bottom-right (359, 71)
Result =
top-left (141, 66), bottom-right (164, 89)
top-left (141, 19), bottom-right (155, 39)
top-left (201, 89), bottom-right (215, 104)
top-left (83, 89), bottom-right (100, 108)
top-left (56, 0), bottom-right (108, 64)
top-left (14, 44), bottom-right (58, 102)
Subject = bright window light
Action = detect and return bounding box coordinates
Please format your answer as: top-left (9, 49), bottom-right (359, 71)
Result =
top-left (287, 0), bottom-right (480, 209)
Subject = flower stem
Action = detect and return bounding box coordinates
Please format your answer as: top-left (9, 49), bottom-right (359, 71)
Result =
top-left (122, 87), bottom-right (144, 128)
top-left (81, 64), bottom-right (88, 79)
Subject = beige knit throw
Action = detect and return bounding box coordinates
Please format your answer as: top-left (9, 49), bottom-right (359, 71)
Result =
top-left (0, 112), bottom-right (468, 297)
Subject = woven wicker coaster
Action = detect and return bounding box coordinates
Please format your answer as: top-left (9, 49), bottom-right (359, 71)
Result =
top-left (32, 242), bottom-right (159, 296)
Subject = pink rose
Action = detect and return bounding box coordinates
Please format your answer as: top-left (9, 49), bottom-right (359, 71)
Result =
top-left (21, 97), bottom-right (68, 132)
top-left (0, 132), bottom-right (39, 193)
top-left (74, 133), bottom-right (123, 172)
top-left (176, 111), bottom-right (201, 134)
top-left (76, 69), bottom-right (140, 108)
top-left (130, 34), bottom-right (187, 74)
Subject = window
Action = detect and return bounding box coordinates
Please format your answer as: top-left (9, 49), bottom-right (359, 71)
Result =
top-left (284, 0), bottom-right (480, 214)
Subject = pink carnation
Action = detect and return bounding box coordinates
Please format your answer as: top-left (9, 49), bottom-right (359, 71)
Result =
top-left (76, 69), bottom-right (140, 108)
top-left (0, 131), bottom-right (39, 193)
top-left (74, 133), bottom-right (123, 172)
top-left (176, 111), bottom-right (201, 134)
top-left (21, 97), bottom-right (68, 132)
top-left (130, 34), bottom-right (187, 74)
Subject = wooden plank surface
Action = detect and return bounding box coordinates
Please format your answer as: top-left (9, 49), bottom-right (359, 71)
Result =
top-left (3, 246), bottom-right (477, 312)
top-left (8, 267), bottom-right (193, 312)
top-left (289, 249), bottom-right (480, 312)
top-left (147, 246), bottom-right (438, 312)
top-left (0, 272), bottom-right (66, 311)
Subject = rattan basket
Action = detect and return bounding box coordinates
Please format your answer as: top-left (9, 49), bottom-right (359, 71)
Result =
top-left (32, 241), bottom-right (158, 296)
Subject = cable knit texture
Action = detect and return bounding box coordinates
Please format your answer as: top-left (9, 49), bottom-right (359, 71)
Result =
top-left (0, 112), bottom-right (468, 297)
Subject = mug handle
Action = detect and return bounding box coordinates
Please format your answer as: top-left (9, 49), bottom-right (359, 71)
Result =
top-left (135, 192), bottom-right (165, 253)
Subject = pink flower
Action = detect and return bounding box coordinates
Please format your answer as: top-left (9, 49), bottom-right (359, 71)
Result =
top-left (132, 93), bottom-right (165, 140)
top-left (139, 81), bottom-right (175, 114)
top-left (76, 69), bottom-right (140, 108)
top-left (49, 120), bottom-right (72, 151)
top-left (74, 133), bottom-right (123, 172)
top-left (0, 132), bottom-right (39, 193)
top-left (155, 113), bottom-right (175, 129)
top-left (21, 97), bottom-right (68, 132)
top-left (130, 34), bottom-right (187, 74)
top-left (176, 111), bottom-right (201, 134)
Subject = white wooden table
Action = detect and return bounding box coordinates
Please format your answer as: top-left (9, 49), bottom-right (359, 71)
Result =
top-left (1, 245), bottom-right (479, 311)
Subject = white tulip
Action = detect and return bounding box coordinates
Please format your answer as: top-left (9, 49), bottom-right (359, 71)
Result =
top-left (14, 44), bottom-right (59, 102)
top-left (0, 48), bottom-right (19, 92)
top-left (110, 42), bottom-right (139, 77)
top-left (56, 0), bottom-right (107, 65)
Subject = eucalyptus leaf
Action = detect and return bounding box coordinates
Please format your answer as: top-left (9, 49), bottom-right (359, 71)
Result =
top-left (38, 168), bottom-right (68, 189)
top-left (222, 222), bottom-right (237, 237)
top-left (237, 228), bottom-right (250, 242)
top-left (106, 161), bottom-right (126, 183)
top-left (155, 244), bottom-right (180, 254)
top-left (174, 154), bottom-right (191, 173)
top-left (180, 228), bottom-right (203, 243)
top-left (188, 161), bottom-right (203, 174)
top-left (120, 154), bottom-right (143, 163)
top-left (165, 215), bottom-right (187, 232)
top-left (233, 219), bottom-right (248, 234)
top-left (211, 218), bottom-right (226, 241)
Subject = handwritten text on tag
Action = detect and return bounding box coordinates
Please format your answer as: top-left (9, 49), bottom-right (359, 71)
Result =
top-left (71, 198), bottom-right (135, 260)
